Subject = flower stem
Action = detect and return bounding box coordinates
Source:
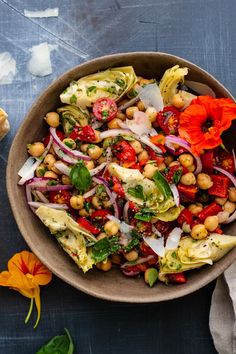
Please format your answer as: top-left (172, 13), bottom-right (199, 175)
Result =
top-left (25, 298), bottom-right (34, 324)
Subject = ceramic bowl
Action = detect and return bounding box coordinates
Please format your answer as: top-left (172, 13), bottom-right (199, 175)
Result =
top-left (7, 52), bottom-right (236, 302)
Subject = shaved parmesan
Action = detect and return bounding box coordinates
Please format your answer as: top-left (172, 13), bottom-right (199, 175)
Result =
top-left (27, 42), bottom-right (57, 77)
top-left (143, 236), bottom-right (165, 257)
top-left (24, 8), bottom-right (59, 18)
top-left (0, 52), bottom-right (16, 85)
top-left (165, 227), bottom-right (182, 251)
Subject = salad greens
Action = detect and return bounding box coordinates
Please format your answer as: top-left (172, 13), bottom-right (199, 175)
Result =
top-left (36, 328), bottom-right (74, 354)
top-left (70, 161), bottom-right (92, 194)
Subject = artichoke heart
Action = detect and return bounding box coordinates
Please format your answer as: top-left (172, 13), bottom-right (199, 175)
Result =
top-left (36, 206), bottom-right (97, 273)
top-left (60, 66), bottom-right (137, 108)
top-left (57, 104), bottom-right (90, 136)
top-left (159, 65), bottom-right (188, 105)
top-left (160, 233), bottom-right (236, 274)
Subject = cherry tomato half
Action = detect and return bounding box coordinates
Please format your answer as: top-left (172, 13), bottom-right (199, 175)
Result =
top-left (157, 106), bottom-right (180, 135)
top-left (49, 190), bottom-right (72, 204)
top-left (93, 97), bottom-right (118, 122)
top-left (113, 140), bottom-right (136, 163)
top-left (69, 126), bottom-right (96, 142)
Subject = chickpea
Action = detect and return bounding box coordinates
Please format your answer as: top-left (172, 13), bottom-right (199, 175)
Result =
top-left (111, 254), bottom-right (122, 265)
top-left (138, 150), bottom-right (149, 162)
top-left (204, 216), bottom-right (219, 232)
top-left (61, 174), bottom-right (71, 185)
top-left (116, 112), bottom-right (126, 121)
top-left (44, 154), bottom-right (56, 170)
top-left (124, 250), bottom-right (138, 262)
top-left (36, 163), bottom-right (47, 177)
top-left (104, 220), bottom-right (120, 236)
top-left (188, 165), bottom-right (196, 173)
top-left (197, 173), bottom-right (213, 190)
top-left (49, 145), bottom-right (56, 156)
top-left (188, 203), bottom-right (203, 215)
top-left (130, 140), bottom-right (143, 154)
top-left (217, 211), bottom-right (230, 223)
top-left (98, 155), bottom-right (107, 164)
top-left (44, 112), bottom-right (60, 127)
top-left (108, 118), bottom-right (123, 129)
top-left (157, 163), bottom-right (166, 171)
top-left (126, 106), bottom-right (139, 119)
top-left (63, 138), bottom-right (76, 150)
top-left (44, 171), bottom-right (58, 179)
top-left (96, 259), bottom-right (112, 271)
top-left (169, 161), bottom-right (180, 168)
top-left (172, 93), bottom-right (185, 109)
top-left (137, 100), bottom-right (145, 111)
top-left (103, 200), bottom-right (112, 208)
top-left (51, 165), bottom-right (62, 174)
top-left (84, 160), bottom-right (95, 170)
top-left (87, 145), bottom-right (103, 160)
top-left (180, 172), bottom-right (196, 186)
top-left (164, 155), bottom-right (174, 166)
top-left (178, 153), bottom-right (194, 168)
top-left (70, 195), bottom-right (84, 210)
top-left (143, 163), bottom-right (158, 179)
top-left (91, 196), bottom-right (102, 209)
top-left (145, 106), bottom-right (157, 123)
top-left (224, 201), bottom-right (236, 214)
top-left (229, 187), bottom-right (236, 202)
top-left (27, 142), bottom-right (45, 157)
top-left (191, 224), bottom-right (208, 240)
top-left (94, 130), bottom-right (102, 143)
top-left (80, 144), bottom-right (88, 153)
top-left (96, 232), bottom-right (107, 241)
top-left (215, 197), bottom-right (227, 206)
top-left (79, 208), bottom-right (90, 217)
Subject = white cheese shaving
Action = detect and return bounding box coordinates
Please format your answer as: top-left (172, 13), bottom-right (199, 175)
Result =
top-left (24, 8), bottom-right (59, 18)
top-left (27, 42), bottom-right (58, 77)
top-left (0, 52), bottom-right (16, 85)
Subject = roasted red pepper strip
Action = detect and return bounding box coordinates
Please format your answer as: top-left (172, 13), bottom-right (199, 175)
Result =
top-left (198, 202), bottom-right (222, 221)
top-left (77, 217), bottom-right (100, 235)
top-left (112, 176), bottom-right (125, 198)
top-left (91, 210), bottom-right (111, 221)
top-left (208, 175), bottom-right (229, 198)
top-left (113, 140), bottom-right (136, 163)
top-left (177, 183), bottom-right (198, 200)
top-left (167, 272), bottom-right (187, 284)
top-left (146, 147), bottom-right (165, 165)
top-left (49, 190), bottom-right (72, 204)
top-left (177, 208), bottom-right (194, 226)
top-left (215, 227), bottom-right (223, 235)
top-left (201, 150), bottom-right (214, 174)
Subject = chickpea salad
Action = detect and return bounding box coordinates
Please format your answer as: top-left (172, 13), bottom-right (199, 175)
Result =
top-left (18, 65), bottom-right (236, 287)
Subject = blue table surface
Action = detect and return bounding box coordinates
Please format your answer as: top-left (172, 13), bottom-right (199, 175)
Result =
top-left (1, 0), bottom-right (236, 353)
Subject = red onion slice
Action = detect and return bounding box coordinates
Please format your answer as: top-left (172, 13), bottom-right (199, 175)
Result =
top-left (139, 135), bottom-right (163, 155)
top-left (36, 184), bottom-right (73, 192)
top-left (170, 184), bottom-right (180, 207)
top-left (83, 186), bottom-right (97, 198)
top-left (232, 149), bottom-right (236, 174)
top-left (28, 201), bottom-right (69, 210)
top-left (53, 143), bottom-right (78, 164)
top-left (50, 127), bottom-right (91, 161)
top-left (165, 135), bottom-right (202, 174)
top-left (54, 161), bottom-right (71, 176)
top-left (90, 162), bottom-right (107, 176)
top-left (123, 201), bottom-right (129, 223)
top-left (35, 191), bottom-right (49, 203)
top-left (99, 129), bottom-right (132, 139)
top-left (121, 255), bottom-right (155, 269)
top-left (151, 224), bottom-right (162, 237)
top-left (122, 269), bottom-right (140, 277)
top-left (93, 176), bottom-right (119, 218)
top-left (143, 236), bottom-right (165, 257)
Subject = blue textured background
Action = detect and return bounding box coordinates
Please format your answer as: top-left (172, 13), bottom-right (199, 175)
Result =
top-left (1, 0), bottom-right (235, 352)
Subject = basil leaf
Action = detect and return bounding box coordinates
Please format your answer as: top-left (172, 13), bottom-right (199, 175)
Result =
top-left (124, 230), bottom-right (142, 252)
top-left (134, 207), bottom-right (156, 222)
top-left (127, 185), bottom-right (145, 200)
top-left (36, 328), bottom-right (74, 354)
top-left (173, 169), bottom-right (182, 184)
top-left (153, 171), bottom-right (172, 199)
top-left (70, 161), bottom-right (92, 194)
top-left (92, 236), bottom-right (120, 263)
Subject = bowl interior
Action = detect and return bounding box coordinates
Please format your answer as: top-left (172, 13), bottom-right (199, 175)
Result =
top-left (7, 52), bottom-right (236, 302)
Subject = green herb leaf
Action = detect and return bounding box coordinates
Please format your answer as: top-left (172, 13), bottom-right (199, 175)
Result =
top-left (86, 86), bottom-right (97, 96)
top-left (173, 169), bottom-right (182, 184)
top-left (153, 171), bottom-right (172, 199)
top-left (124, 230), bottom-right (142, 252)
top-left (47, 180), bottom-right (58, 186)
top-left (69, 94), bottom-right (77, 105)
top-left (102, 110), bottom-right (109, 118)
top-left (70, 161), bottom-right (92, 194)
top-left (36, 328), bottom-right (74, 354)
top-left (84, 201), bottom-right (91, 213)
top-left (134, 207), bottom-right (156, 222)
top-left (127, 185), bottom-right (145, 200)
top-left (92, 236), bottom-right (120, 263)
top-left (115, 78), bottom-right (125, 87)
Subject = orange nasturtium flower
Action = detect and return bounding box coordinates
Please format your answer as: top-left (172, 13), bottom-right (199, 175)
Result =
top-left (0, 251), bottom-right (52, 328)
top-left (178, 96), bottom-right (236, 155)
